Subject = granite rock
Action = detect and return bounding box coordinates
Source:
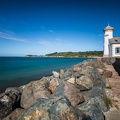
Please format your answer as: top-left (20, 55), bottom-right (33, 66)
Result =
top-left (18, 97), bottom-right (87, 120)
top-left (52, 71), bottom-right (60, 78)
top-left (51, 81), bottom-right (85, 107)
top-left (0, 87), bottom-right (21, 119)
top-left (67, 77), bottom-right (75, 84)
top-left (76, 74), bottom-right (93, 91)
top-left (103, 70), bottom-right (112, 78)
top-left (20, 79), bottom-right (51, 109)
top-left (78, 98), bottom-right (105, 120)
top-left (49, 77), bottom-right (60, 93)
top-left (82, 86), bottom-right (108, 112)
top-left (3, 108), bottom-right (24, 120)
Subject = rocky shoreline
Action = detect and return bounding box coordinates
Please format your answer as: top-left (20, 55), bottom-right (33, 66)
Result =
top-left (0, 58), bottom-right (119, 120)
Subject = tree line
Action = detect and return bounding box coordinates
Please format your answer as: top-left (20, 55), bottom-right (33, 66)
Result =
top-left (45, 51), bottom-right (103, 57)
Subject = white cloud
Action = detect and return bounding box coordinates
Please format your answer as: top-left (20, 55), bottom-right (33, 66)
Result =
top-left (0, 31), bottom-right (28, 42)
top-left (38, 39), bottom-right (64, 47)
top-left (48, 30), bottom-right (55, 34)
top-left (38, 40), bottom-right (53, 46)
top-left (38, 39), bottom-right (73, 48)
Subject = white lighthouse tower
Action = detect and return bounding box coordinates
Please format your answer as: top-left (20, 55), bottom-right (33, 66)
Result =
top-left (103, 24), bottom-right (114, 57)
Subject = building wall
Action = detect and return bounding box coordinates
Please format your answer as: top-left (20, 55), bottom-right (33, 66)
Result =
top-left (109, 44), bottom-right (112, 57)
top-left (104, 30), bottom-right (113, 57)
top-left (112, 44), bottom-right (120, 57)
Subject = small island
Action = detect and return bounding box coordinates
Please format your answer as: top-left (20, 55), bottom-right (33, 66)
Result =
top-left (25, 54), bottom-right (44, 57)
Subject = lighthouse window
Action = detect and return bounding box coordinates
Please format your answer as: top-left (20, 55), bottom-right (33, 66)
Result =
top-left (116, 47), bottom-right (120, 54)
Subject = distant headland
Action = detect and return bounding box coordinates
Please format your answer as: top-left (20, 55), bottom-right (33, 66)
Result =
top-left (45, 51), bottom-right (103, 57)
top-left (25, 51), bottom-right (103, 58)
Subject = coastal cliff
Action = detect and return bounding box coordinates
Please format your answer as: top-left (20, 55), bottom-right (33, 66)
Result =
top-left (0, 58), bottom-right (120, 120)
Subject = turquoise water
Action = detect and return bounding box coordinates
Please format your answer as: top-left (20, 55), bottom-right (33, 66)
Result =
top-left (0, 57), bottom-right (90, 93)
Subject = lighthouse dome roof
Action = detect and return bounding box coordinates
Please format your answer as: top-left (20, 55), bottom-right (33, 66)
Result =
top-left (104, 25), bottom-right (114, 31)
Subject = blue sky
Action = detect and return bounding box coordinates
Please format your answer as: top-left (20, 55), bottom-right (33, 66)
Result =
top-left (0, 0), bottom-right (120, 56)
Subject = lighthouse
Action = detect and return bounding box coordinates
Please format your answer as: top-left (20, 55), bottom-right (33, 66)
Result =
top-left (103, 24), bottom-right (114, 57)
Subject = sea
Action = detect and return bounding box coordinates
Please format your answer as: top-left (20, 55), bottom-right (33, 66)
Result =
top-left (0, 57), bottom-right (91, 93)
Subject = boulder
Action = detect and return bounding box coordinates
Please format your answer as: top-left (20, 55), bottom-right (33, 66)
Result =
top-left (84, 59), bottom-right (105, 69)
top-left (59, 69), bottom-right (65, 78)
top-left (52, 71), bottom-right (59, 78)
top-left (72, 63), bottom-right (82, 72)
top-left (88, 68), bottom-right (106, 87)
top-left (18, 97), bottom-right (86, 120)
top-left (20, 79), bottom-right (51, 109)
top-left (39, 76), bottom-right (52, 88)
top-left (18, 81), bottom-right (84, 120)
top-left (3, 108), bottom-right (24, 120)
top-left (49, 98), bottom-right (81, 120)
top-left (0, 87), bottom-right (21, 119)
top-left (67, 77), bottom-right (75, 84)
top-left (104, 107), bottom-right (120, 120)
top-left (76, 74), bottom-right (93, 91)
top-left (0, 95), bottom-right (13, 119)
top-left (79, 66), bottom-right (93, 75)
top-left (104, 79), bottom-right (111, 88)
top-left (105, 89), bottom-right (113, 99)
top-left (18, 85), bottom-right (26, 93)
top-left (78, 98), bottom-right (105, 120)
top-left (103, 70), bottom-right (112, 78)
top-left (97, 68), bottom-right (104, 75)
top-left (60, 68), bottom-right (73, 80)
top-left (82, 86), bottom-right (108, 112)
top-left (76, 67), bottom-right (105, 87)
top-left (5, 87), bottom-right (21, 104)
top-left (51, 81), bottom-right (85, 107)
top-left (101, 57), bottom-right (116, 65)
top-left (18, 98), bottom-right (51, 120)
top-left (73, 72), bottom-right (82, 78)
top-left (49, 77), bottom-right (60, 93)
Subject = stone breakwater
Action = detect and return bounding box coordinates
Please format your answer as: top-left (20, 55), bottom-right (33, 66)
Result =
top-left (0, 59), bottom-right (117, 120)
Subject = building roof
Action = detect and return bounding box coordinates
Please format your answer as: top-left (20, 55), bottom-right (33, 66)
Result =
top-left (109, 37), bottom-right (120, 44)
top-left (104, 25), bottom-right (114, 31)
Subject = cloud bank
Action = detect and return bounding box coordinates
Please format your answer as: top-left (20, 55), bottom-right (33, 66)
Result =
top-left (0, 31), bottom-right (28, 42)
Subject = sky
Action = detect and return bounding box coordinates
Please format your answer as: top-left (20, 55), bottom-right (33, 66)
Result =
top-left (0, 0), bottom-right (120, 56)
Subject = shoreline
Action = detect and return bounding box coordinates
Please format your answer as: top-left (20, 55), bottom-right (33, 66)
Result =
top-left (0, 57), bottom-right (90, 93)
top-left (0, 72), bottom-right (53, 94)
top-left (0, 56), bottom-right (99, 58)
top-left (0, 58), bottom-right (120, 119)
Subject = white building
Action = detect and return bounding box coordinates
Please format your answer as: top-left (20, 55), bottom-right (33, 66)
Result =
top-left (103, 24), bottom-right (120, 57)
